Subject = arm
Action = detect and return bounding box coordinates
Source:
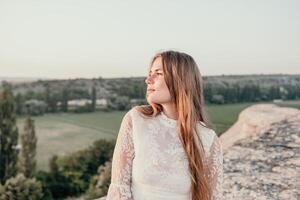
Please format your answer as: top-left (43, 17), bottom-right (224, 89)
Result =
top-left (106, 112), bottom-right (135, 200)
top-left (206, 134), bottom-right (224, 200)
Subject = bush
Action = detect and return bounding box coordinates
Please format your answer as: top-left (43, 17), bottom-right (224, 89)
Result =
top-left (35, 170), bottom-right (72, 200)
top-left (24, 99), bottom-right (47, 116)
top-left (37, 139), bottom-right (115, 199)
top-left (0, 174), bottom-right (43, 200)
top-left (85, 161), bottom-right (112, 199)
top-left (211, 94), bottom-right (225, 104)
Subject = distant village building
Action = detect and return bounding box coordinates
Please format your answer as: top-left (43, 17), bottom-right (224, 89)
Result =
top-left (96, 99), bottom-right (108, 107)
top-left (25, 99), bottom-right (46, 106)
top-left (65, 98), bottom-right (108, 108)
top-left (273, 99), bottom-right (283, 103)
top-left (68, 99), bottom-right (91, 107)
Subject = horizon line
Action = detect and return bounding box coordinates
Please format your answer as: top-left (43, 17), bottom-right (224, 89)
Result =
top-left (1, 72), bottom-right (300, 81)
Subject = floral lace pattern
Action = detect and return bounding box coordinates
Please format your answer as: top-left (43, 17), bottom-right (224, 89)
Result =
top-left (205, 134), bottom-right (223, 200)
top-left (106, 111), bottom-right (135, 200)
top-left (105, 108), bottom-right (223, 200)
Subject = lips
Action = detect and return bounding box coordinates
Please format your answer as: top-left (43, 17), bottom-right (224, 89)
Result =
top-left (147, 89), bottom-right (155, 93)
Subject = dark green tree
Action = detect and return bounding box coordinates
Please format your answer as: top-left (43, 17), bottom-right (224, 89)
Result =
top-left (269, 85), bottom-right (280, 100)
top-left (61, 87), bottom-right (69, 112)
top-left (15, 93), bottom-right (25, 115)
top-left (0, 86), bottom-right (19, 184)
top-left (91, 84), bottom-right (97, 112)
top-left (41, 139), bottom-right (115, 198)
top-left (44, 83), bottom-right (59, 113)
top-left (44, 83), bottom-right (51, 112)
top-left (204, 83), bottom-right (213, 103)
top-left (18, 116), bottom-right (37, 178)
top-left (85, 161), bottom-right (112, 199)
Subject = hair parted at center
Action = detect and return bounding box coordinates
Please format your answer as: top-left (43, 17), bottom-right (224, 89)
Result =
top-left (136, 50), bottom-right (214, 200)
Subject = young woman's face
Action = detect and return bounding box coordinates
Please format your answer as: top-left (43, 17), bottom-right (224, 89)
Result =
top-left (145, 56), bottom-right (172, 104)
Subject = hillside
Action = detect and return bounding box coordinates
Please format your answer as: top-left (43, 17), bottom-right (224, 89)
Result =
top-left (0, 76), bottom-right (42, 85)
top-left (2, 74), bottom-right (300, 101)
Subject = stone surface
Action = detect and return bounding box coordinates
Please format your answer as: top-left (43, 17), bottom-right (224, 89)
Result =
top-left (220, 104), bottom-right (299, 150)
top-left (221, 104), bottom-right (300, 200)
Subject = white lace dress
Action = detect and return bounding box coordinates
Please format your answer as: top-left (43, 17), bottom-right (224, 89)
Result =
top-left (105, 107), bottom-right (223, 200)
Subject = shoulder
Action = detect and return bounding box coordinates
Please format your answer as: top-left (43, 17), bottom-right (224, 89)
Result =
top-left (120, 106), bottom-right (147, 125)
top-left (123, 106), bottom-right (139, 119)
top-left (196, 123), bottom-right (218, 153)
top-left (122, 106), bottom-right (141, 117)
top-left (126, 105), bottom-right (153, 121)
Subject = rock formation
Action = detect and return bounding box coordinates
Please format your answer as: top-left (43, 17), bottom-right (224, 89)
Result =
top-left (220, 104), bottom-right (300, 199)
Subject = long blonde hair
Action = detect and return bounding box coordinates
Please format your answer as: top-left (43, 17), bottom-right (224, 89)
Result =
top-left (137, 50), bottom-right (213, 200)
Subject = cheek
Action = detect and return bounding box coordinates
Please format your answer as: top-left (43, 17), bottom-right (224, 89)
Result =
top-left (147, 81), bottom-right (172, 103)
top-left (159, 84), bottom-right (171, 97)
top-left (160, 80), bottom-right (171, 94)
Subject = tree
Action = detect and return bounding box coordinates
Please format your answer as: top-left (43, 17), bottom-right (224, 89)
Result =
top-left (61, 87), bottom-right (69, 112)
top-left (35, 155), bottom-right (72, 199)
top-left (57, 139), bottom-right (114, 195)
top-left (0, 173), bottom-right (43, 200)
top-left (44, 83), bottom-right (51, 112)
top-left (44, 83), bottom-right (59, 113)
top-left (204, 83), bottom-right (213, 103)
top-left (18, 116), bottom-right (37, 178)
top-left (268, 85), bottom-right (280, 100)
top-left (49, 155), bottom-right (59, 175)
top-left (91, 84), bottom-right (97, 112)
top-left (25, 99), bottom-right (47, 116)
top-left (0, 87), bottom-right (19, 184)
top-left (211, 94), bottom-right (225, 104)
top-left (115, 96), bottom-right (130, 110)
top-left (85, 161), bottom-right (112, 199)
top-left (41, 139), bottom-right (115, 198)
top-left (15, 93), bottom-right (25, 115)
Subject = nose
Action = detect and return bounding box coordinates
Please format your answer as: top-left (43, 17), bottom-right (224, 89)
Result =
top-left (145, 75), bottom-right (154, 85)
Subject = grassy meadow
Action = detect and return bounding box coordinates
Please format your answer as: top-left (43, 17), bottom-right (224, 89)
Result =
top-left (16, 100), bottom-right (299, 171)
top-left (17, 111), bottom-right (127, 171)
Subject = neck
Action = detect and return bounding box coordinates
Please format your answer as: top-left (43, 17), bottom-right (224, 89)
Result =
top-left (161, 102), bottom-right (177, 120)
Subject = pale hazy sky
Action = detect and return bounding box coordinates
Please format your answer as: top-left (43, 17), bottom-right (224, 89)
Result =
top-left (0, 0), bottom-right (299, 79)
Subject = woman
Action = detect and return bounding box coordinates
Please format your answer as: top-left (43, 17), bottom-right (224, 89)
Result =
top-left (105, 50), bottom-right (223, 200)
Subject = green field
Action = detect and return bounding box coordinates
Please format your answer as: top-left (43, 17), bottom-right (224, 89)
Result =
top-left (273, 100), bottom-right (300, 110)
top-left (17, 111), bottom-right (127, 171)
top-left (206, 102), bottom-right (254, 134)
top-left (16, 100), bottom-right (299, 171)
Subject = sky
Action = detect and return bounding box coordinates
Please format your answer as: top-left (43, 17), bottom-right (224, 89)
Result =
top-left (0, 0), bottom-right (299, 79)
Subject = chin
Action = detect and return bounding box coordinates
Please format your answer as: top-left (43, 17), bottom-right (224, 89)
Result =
top-left (147, 99), bottom-right (166, 106)
top-left (147, 94), bottom-right (171, 105)
top-left (146, 97), bottom-right (159, 104)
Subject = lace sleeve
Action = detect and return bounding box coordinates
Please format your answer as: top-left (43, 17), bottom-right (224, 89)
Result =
top-left (106, 112), bottom-right (135, 200)
top-left (206, 134), bottom-right (223, 200)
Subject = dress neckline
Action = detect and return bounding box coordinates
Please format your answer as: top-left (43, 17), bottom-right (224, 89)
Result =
top-left (158, 111), bottom-right (208, 128)
top-left (159, 111), bottom-right (177, 127)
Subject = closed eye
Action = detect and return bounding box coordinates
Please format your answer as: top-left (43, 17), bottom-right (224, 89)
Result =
top-left (148, 72), bottom-right (163, 77)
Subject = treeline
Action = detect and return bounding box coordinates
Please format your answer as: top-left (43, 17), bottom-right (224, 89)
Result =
top-left (13, 81), bottom-right (99, 116)
top-left (203, 74), bottom-right (300, 104)
top-left (203, 82), bottom-right (300, 104)
top-left (1, 74), bottom-right (299, 116)
top-left (0, 85), bottom-right (115, 199)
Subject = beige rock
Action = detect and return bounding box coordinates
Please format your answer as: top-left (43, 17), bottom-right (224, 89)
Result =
top-left (222, 104), bottom-right (300, 199)
top-left (220, 104), bottom-right (299, 150)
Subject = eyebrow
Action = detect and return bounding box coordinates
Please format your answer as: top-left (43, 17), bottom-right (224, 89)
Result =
top-left (149, 68), bottom-right (163, 73)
